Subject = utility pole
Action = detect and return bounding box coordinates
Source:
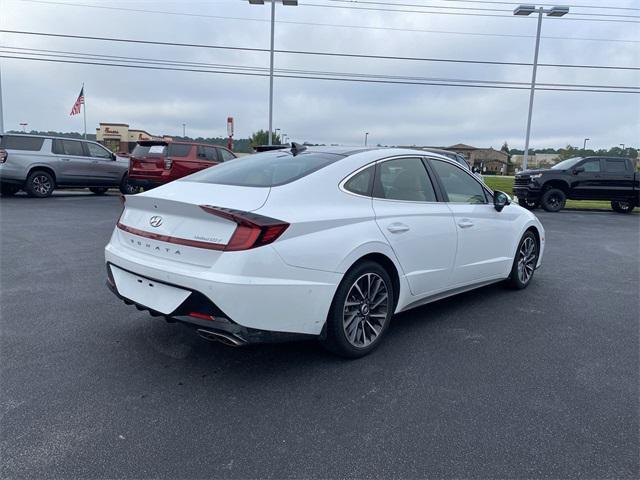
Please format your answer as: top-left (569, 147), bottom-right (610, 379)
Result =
top-left (0, 61), bottom-right (4, 135)
top-left (182, 123), bottom-right (186, 138)
top-left (364, 132), bottom-right (369, 146)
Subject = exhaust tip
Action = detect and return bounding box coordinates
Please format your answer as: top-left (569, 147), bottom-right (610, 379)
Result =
top-left (196, 329), bottom-right (245, 347)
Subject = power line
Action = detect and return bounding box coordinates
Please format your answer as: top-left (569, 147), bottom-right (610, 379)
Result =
top-left (15, 0), bottom-right (640, 44)
top-left (389, 0), bottom-right (640, 12)
top-left (2, 54), bottom-right (637, 94)
top-left (3, 30), bottom-right (639, 71)
top-left (305, 1), bottom-right (640, 23)
top-left (4, 46), bottom-right (637, 91)
top-left (321, 0), bottom-right (640, 18)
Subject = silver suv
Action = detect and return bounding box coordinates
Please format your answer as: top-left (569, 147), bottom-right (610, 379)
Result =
top-left (0, 134), bottom-right (138, 197)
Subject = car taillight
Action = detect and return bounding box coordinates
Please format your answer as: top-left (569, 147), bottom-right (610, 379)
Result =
top-left (118, 195), bottom-right (126, 223)
top-left (164, 157), bottom-right (172, 170)
top-left (0, 149), bottom-right (7, 163)
top-left (199, 205), bottom-right (289, 251)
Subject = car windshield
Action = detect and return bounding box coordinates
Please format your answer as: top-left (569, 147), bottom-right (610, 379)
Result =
top-left (552, 157), bottom-right (582, 170)
top-left (185, 150), bottom-right (343, 187)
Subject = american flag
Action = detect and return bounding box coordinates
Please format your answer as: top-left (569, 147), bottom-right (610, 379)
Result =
top-left (69, 87), bottom-right (84, 116)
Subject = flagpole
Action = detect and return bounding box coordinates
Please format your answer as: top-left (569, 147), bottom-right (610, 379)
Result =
top-left (82, 82), bottom-right (87, 139)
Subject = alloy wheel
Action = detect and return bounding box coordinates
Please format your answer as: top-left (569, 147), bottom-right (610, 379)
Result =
top-left (32, 175), bottom-right (52, 195)
top-left (342, 273), bottom-right (389, 348)
top-left (517, 237), bottom-right (537, 284)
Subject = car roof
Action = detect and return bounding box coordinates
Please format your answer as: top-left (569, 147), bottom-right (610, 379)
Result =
top-left (0, 133), bottom-right (90, 142)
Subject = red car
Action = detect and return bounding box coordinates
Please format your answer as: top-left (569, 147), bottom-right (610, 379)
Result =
top-left (128, 140), bottom-right (237, 189)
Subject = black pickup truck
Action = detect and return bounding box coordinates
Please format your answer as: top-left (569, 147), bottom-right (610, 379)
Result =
top-left (513, 156), bottom-right (639, 213)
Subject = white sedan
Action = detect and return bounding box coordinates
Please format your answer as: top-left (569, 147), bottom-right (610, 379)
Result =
top-left (105, 146), bottom-right (544, 357)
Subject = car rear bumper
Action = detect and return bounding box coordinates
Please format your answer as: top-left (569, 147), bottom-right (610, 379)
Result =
top-left (128, 178), bottom-right (167, 189)
top-left (104, 239), bottom-right (342, 337)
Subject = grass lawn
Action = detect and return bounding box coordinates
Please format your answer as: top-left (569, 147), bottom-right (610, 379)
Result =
top-left (482, 175), bottom-right (614, 211)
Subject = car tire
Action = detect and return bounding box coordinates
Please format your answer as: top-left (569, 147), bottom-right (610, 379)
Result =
top-left (25, 170), bottom-right (55, 198)
top-left (505, 231), bottom-right (539, 290)
top-left (321, 261), bottom-right (395, 358)
top-left (518, 197), bottom-right (539, 210)
top-left (0, 183), bottom-right (19, 197)
top-left (611, 200), bottom-right (635, 214)
top-left (541, 188), bottom-right (566, 212)
top-left (119, 174), bottom-right (140, 195)
top-left (89, 187), bottom-right (109, 195)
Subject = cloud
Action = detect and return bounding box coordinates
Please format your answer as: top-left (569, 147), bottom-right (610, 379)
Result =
top-left (1, 0), bottom-right (638, 149)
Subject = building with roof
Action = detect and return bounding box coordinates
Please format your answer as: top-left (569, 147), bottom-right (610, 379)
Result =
top-left (444, 144), bottom-right (510, 175)
top-left (96, 123), bottom-right (164, 154)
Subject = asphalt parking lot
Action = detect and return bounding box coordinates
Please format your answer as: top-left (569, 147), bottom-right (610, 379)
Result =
top-left (1, 192), bottom-right (638, 479)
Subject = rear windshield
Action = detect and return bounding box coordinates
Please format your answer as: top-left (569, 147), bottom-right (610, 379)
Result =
top-left (132, 144), bottom-right (166, 157)
top-left (0, 135), bottom-right (45, 151)
top-left (185, 151), bottom-right (343, 187)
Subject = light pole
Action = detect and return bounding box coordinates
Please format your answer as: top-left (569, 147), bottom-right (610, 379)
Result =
top-left (620, 143), bottom-right (625, 152)
top-left (20, 122), bottom-right (28, 132)
top-left (514, 4), bottom-right (569, 171)
top-left (0, 62), bottom-right (4, 135)
top-left (248, 0), bottom-right (298, 146)
top-left (364, 132), bottom-right (369, 146)
top-left (583, 138), bottom-right (590, 151)
top-left (275, 127), bottom-right (281, 144)
top-left (182, 123), bottom-right (186, 138)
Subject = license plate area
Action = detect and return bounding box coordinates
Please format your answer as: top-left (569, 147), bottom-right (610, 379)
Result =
top-left (110, 265), bottom-right (191, 314)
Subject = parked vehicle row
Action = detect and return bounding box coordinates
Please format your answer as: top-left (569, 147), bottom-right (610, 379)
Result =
top-left (105, 146), bottom-right (545, 357)
top-left (513, 156), bottom-right (639, 213)
top-left (0, 134), bottom-right (238, 197)
top-left (0, 134), bottom-right (137, 197)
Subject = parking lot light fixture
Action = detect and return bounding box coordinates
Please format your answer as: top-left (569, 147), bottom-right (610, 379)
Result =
top-left (514, 4), bottom-right (570, 171)
top-left (248, 0), bottom-right (298, 146)
top-left (583, 138), bottom-right (590, 150)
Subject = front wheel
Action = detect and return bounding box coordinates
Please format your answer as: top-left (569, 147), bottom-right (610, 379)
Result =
top-left (541, 188), bottom-right (566, 212)
top-left (119, 174), bottom-right (141, 195)
top-left (611, 200), bottom-right (635, 214)
top-left (321, 261), bottom-right (395, 358)
top-left (506, 232), bottom-right (539, 289)
top-left (25, 170), bottom-right (55, 198)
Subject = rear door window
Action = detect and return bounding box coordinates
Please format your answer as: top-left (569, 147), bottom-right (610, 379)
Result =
top-left (373, 158), bottom-right (437, 202)
top-left (167, 144), bottom-right (192, 157)
top-left (53, 139), bottom-right (85, 157)
top-left (604, 159), bottom-right (626, 173)
top-left (197, 146), bottom-right (219, 162)
top-left (0, 135), bottom-right (45, 151)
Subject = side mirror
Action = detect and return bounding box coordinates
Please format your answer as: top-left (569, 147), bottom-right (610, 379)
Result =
top-left (111, 153), bottom-right (117, 161)
top-left (493, 190), bottom-right (511, 212)
top-left (573, 166), bottom-right (585, 174)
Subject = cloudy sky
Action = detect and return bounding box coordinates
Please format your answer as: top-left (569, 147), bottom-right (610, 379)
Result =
top-left (1, 0), bottom-right (638, 149)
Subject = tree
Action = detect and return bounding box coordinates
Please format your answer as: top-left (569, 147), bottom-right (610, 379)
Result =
top-left (250, 130), bottom-right (281, 147)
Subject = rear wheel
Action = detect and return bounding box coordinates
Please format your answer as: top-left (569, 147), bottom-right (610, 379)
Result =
top-left (321, 261), bottom-right (394, 358)
top-left (541, 188), bottom-right (566, 212)
top-left (506, 231), bottom-right (539, 289)
top-left (0, 183), bottom-right (19, 197)
top-left (119, 174), bottom-right (140, 195)
top-left (89, 187), bottom-right (109, 195)
top-left (611, 200), bottom-right (635, 214)
top-left (25, 170), bottom-right (55, 198)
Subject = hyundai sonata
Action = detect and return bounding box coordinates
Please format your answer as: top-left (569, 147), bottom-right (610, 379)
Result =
top-left (105, 145), bottom-right (544, 357)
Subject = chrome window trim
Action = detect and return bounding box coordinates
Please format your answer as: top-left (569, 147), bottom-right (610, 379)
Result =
top-left (339, 154), bottom-right (444, 204)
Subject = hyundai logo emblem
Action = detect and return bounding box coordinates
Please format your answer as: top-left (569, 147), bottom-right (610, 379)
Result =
top-left (149, 216), bottom-right (163, 228)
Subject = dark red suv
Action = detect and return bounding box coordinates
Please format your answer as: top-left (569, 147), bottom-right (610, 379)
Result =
top-left (128, 140), bottom-right (237, 189)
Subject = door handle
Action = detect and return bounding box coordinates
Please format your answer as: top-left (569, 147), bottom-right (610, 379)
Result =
top-left (61, 158), bottom-right (70, 161)
top-left (457, 219), bottom-right (474, 229)
top-left (387, 223), bottom-right (410, 233)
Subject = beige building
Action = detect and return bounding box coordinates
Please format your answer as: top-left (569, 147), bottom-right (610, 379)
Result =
top-left (96, 123), bottom-right (164, 153)
top-left (445, 144), bottom-right (510, 175)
